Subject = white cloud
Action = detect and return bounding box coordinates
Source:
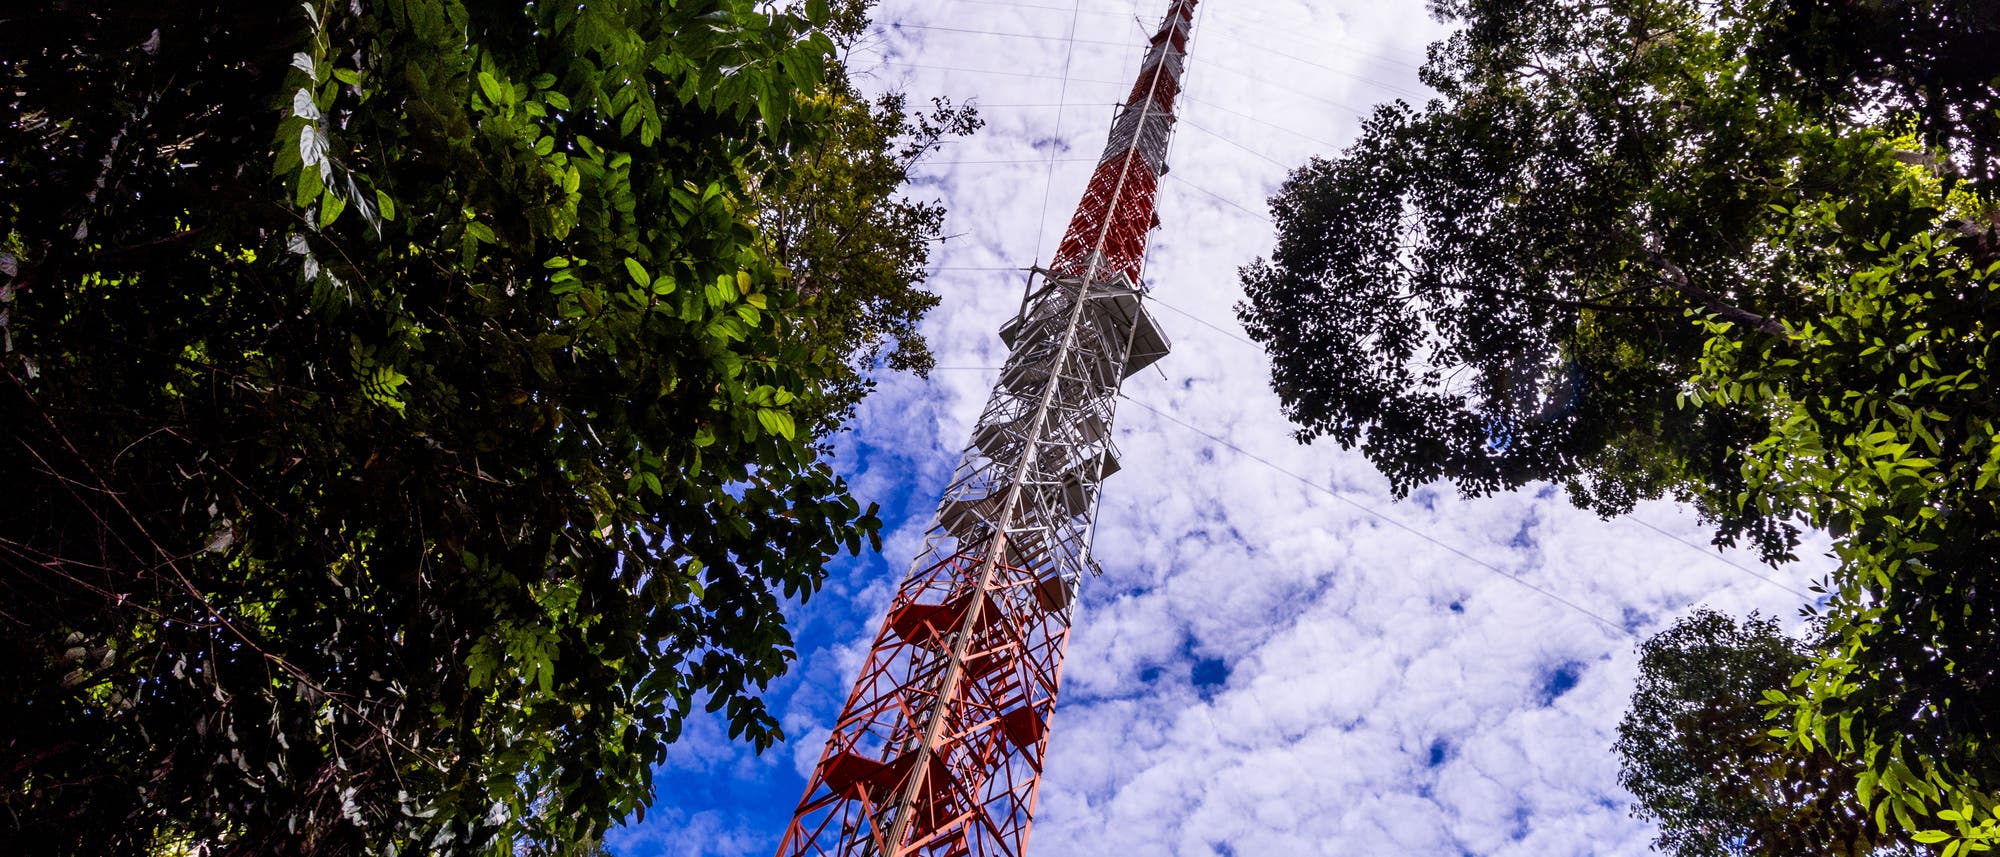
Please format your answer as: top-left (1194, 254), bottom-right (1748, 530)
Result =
top-left (607, 806), bottom-right (765, 857)
top-left (611, 1), bottom-right (1839, 854)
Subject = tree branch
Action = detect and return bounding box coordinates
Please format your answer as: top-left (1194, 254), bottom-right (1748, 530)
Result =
top-left (1412, 277), bottom-right (1678, 315)
top-left (1646, 250), bottom-right (1789, 338)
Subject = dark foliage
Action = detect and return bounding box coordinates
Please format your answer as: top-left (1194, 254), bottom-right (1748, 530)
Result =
top-left (1618, 611), bottom-right (1918, 856)
top-left (1240, 0), bottom-right (2000, 844)
top-left (0, 0), bottom-right (960, 852)
top-left (1241, 0), bottom-right (1999, 560)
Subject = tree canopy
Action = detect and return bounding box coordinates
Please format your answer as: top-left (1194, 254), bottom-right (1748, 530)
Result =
top-left (1242, 0), bottom-right (1997, 559)
top-left (760, 88), bottom-right (981, 436)
top-left (1618, 610), bottom-right (1918, 856)
top-left (1239, 0), bottom-right (2000, 848)
top-left (0, 0), bottom-right (958, 853)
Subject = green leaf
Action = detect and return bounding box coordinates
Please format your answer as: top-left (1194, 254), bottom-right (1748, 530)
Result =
top-left (318, 190), bottom-right (346, 228)
top-left (477, 71), bottom-right (505, 106)
top-left (624, 258), bottom-right (652, 288)
top-left (294, 163), bottom-right (324, 209)
top-left (373, 188), bottom-right (396, 221)
top-left (755, 408), bottom-right (796, 440)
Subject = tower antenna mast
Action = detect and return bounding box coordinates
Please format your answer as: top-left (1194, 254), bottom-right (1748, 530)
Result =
top-left (778, 2), bottom-right (1199, 853)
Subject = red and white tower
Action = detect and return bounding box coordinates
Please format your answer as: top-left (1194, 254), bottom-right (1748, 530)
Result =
top-left (778, 3), bottom-right (1198, 854)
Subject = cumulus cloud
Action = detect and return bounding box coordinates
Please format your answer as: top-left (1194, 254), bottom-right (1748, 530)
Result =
top-left (613, 1), bottom-right (1836, 854)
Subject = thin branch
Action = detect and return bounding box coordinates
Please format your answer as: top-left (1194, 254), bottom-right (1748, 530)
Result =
top-left (1646, 250), bottom-right (1789, 337)
top-left (6, 371), bottom-right (444, 772)
top-left (1416, 278), bottom-right (1680, 314)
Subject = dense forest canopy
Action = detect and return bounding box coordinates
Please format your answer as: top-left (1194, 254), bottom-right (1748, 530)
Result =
top-left (1239, 0), bottom-right (2000, 851)
top-left (0, 0), bottom-right (966, 853)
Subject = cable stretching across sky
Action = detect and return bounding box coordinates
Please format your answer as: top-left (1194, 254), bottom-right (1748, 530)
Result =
top-left (775, 1), bottom-right (1199, 854)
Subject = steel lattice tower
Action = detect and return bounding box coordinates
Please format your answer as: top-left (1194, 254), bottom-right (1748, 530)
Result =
top-left (777, 2), bottom-right (1198, 854)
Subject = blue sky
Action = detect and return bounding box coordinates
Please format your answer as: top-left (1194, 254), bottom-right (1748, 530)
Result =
top-left (607, 1), bottom-right (1835, 854)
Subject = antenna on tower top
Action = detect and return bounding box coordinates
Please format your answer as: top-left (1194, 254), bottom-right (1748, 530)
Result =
top-left (776, 3), bottom-right (1200, 854)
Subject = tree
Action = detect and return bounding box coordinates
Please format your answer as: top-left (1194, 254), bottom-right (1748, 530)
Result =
top-left (758, 83), bottom-right (981, 437)
top-left (1618, 610), bottom-right (1918, 857)
top-left (0, 0), bottom-right (957, 852)
top-left (1239, 0), bottom-right (1998, 560)
top-left (1683, 151), bottom-right (2000, 848)
top-left (1237, 0), bottom-right (2000, 846)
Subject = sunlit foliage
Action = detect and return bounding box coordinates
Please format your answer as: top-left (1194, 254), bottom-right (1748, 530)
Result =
top-left (0, 0), bottom-right (967, 853)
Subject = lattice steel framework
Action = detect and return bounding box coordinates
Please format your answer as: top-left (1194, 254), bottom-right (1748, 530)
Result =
top-left (777, 3), bottom-right (1198, 855)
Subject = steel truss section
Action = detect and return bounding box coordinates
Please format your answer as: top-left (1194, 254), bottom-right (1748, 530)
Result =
top-left (778, 2), bottom-right (1196, 855)
top-left (777, 270), bottom-right (1169, 857)
top-left (1049, 0), bottom-right (1196, 288)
